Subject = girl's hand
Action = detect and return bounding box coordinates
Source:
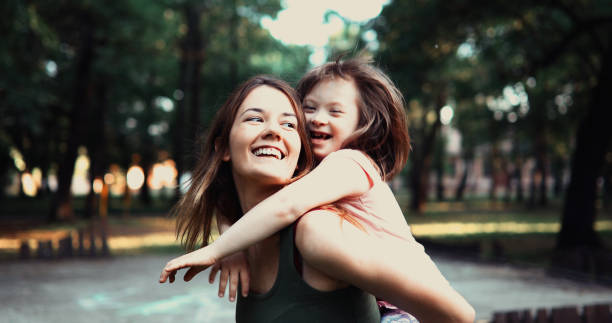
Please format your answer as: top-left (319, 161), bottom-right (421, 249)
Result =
top-left (159, 247), bottom-right (217, 283)
top-left (208, 251), bottom-right (250, 302)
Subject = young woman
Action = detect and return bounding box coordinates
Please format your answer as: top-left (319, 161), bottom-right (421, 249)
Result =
top-left (161, 60), bottom-right (475, 322)
top-left (162, 75), bottom-right (381, 322)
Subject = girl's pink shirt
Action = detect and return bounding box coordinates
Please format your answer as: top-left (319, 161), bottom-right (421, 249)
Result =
top-left (319, 149), bottom-right (415, 242)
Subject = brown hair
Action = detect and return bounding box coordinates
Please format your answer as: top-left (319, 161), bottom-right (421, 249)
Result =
top-left (296, 57), bottom-right (410, 181)
top-left (174, 75), bottom-right (313, 251)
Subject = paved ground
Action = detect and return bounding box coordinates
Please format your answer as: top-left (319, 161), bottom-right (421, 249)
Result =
top-left (2, 253), bottom-right (611, 323)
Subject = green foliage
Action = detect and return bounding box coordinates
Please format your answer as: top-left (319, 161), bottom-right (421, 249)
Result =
top-left (0, 0), bottom-right (311, 198)
top-left (373, 0), bottom-right (611, 185)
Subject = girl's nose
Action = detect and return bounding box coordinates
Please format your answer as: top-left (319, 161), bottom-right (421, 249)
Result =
top-left (310, 110), bottom-right (328, 126)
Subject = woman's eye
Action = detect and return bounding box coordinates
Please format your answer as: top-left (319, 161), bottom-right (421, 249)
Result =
top-left (246, 116), bottom-right (263, 122)
top-left (282, 122), bottom-right (296, 129)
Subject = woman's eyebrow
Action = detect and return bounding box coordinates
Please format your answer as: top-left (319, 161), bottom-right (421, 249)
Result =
top-left (240, 107), bottom-right (263, 116)
top-left (240, 108), bottom-right (296, 118)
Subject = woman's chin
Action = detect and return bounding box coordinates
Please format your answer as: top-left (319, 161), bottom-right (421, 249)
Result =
top-left (244, 171), bottom-right (293, 187)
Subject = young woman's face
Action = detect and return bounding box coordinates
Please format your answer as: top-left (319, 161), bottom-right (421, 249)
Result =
top-left (302, 78), bottom-right (360, 161)
top-left (226, 85), bottom-right (301, 186)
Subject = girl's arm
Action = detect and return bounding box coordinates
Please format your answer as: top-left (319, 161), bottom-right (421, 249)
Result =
top-left (208, 215), bottom-right (250, 301)
top-left (295, 210), bottom-right (475, 323)
top-left (160, 151), bottom-right (372, 282)
top-left (204, 150), bottom-right (373, 261)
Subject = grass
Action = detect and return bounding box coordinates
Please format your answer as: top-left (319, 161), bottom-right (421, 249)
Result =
top-left (2, 195), bottom-right (612, 279)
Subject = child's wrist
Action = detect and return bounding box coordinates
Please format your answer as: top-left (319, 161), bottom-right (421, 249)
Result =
top-left (206, 242), bottom-right (222, 264)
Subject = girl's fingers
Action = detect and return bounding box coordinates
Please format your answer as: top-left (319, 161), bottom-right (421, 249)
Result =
top-left (209, 264), bottom-right (220, 284)
top-left (160, 267), bottom-right (176, 283)
top-left (218, 268), bottom-right (229, 298)
top-left (229, 269), bottom-right (239, 302)
top-left (184, 266), bottom-right (206, 282)
top-left (239, 268), bottom-right (250, 297)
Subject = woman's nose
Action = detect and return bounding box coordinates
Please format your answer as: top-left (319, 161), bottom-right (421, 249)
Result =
top-left (262, 122), bottom-right (282, 140)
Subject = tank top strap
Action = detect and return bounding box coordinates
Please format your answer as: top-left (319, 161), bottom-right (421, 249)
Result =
top-left (276, 225), bottom-right (303, 286)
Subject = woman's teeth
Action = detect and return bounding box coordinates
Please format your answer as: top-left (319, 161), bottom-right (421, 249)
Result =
top-left (253, 147), bottom-right (283, 159)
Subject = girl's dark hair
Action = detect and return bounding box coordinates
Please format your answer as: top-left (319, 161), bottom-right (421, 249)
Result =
top-left (174, 75), bottom-right (313, 251)
top-left (296, 57), bottom-right (410, 181)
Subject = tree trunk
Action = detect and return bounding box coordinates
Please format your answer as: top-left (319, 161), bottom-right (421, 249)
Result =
top-left (435, 141), bottom-right (444, 201)
top-left (409, 90), bottom-right (445, 213)
top-left (229, 0), bottom-right (239, 87)
top-left (173, 17), bottom-right (189, 202)
top-left (48, 18), bottom-right (95, 222)
top-left (503, 158), bottom-right (512, 203)
top-left (85, 80), bottom-right (108, 218)
top-left (514, 157), bottom-right (524, 202)
top-left (603, 165), bottom-right (612, 212)
top-left (552, 157), bottom-right (565, 199)
top-left (138, 75), bottom-right (159, 206)
top-left (187, 6), bottom-right (204, 169)
top-left (535, 131), bottom-right (548, 206)
top-left (555, 41), bottom-right (612, 254)
top-left (455, 159), bottom-right (469, 201)
top-left (488, 145), bottom-right (499, 201)
top-left (139, 96), bottom-right (154, 206)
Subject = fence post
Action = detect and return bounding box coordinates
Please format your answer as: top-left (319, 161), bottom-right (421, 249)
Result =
top-left (550, 306), bottom-right (580, 323)
top-left (57, 235), bottom-right (73, 258)
top-left (521, 309), bottom-right (533, 323)
top-left (19, 240), bottom-right (30, 259)
top-left (583, 304), bottom-right (611, 323)
top-left (78, 229), bottom-right (86, 257)
top-left (36, 240), bottom-right (53, 259)
top-left (534, 308), bottom-right (548, 323)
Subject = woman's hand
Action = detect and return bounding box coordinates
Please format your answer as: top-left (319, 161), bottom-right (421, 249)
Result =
top-left (208, 251), bottom-right (250, 302)
top-left (159, 247), bottom-right (218, 283)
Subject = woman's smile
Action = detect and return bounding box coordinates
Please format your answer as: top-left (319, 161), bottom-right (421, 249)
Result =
top-left (226, 85), bottom-right (301, 186)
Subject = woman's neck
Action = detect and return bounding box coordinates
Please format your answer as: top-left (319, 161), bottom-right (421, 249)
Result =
top-left (234, 178), bottom-right (282, 214)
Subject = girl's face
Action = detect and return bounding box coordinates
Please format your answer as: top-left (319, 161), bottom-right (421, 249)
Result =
top-left (302, 78), bottom-right (360, 161)
top-left (226, 85), bottom-right (301, 186)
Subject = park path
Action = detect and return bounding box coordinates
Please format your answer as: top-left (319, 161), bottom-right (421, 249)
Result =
top-left (1, 253), bottom-right (611, 323)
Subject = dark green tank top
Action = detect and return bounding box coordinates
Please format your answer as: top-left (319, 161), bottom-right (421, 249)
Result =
top-left (235, 225), bottom-right (380, 323)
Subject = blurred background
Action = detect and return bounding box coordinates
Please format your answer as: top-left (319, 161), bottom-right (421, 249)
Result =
top-left (1, 0), bottom-right (612, 321)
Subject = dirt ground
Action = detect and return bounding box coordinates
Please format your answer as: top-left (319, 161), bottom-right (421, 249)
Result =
top-left (1, 252), bottom-right (611, 323)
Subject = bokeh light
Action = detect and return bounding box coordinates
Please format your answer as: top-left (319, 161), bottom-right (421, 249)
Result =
top-left (93, 178), bottom-right (104, 194)
top-left (440, 105), bottom-right (454, 125)
top-left (21, 172), bottom-right (37, 197)
top-left (126, 166), bottom-right (145, 190)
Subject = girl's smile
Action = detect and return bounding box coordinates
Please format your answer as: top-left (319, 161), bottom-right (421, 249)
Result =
top-left (302, 78), bottom-right (360, 160)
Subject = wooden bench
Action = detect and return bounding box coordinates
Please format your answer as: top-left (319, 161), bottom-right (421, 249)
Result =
top-left (491, 303), bottom-right (611, 323)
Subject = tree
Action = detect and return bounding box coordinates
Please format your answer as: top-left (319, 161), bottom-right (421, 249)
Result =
top-left (374, 0), bottom-right (612, 272)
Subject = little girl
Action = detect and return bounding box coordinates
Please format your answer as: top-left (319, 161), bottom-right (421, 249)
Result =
top-left (161, 58), bottom-right (474, 323)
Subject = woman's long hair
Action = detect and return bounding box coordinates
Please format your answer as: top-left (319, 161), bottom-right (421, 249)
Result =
top-left (296, 57), bottom-right (410, 181)
top-left (174, 75), bottom-right (313, 251)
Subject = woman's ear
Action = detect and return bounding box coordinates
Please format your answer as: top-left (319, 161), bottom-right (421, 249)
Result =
top-left (215, 138), bottom-right (230, 162)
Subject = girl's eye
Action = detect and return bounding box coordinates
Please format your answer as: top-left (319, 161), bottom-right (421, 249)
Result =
top-left (303, 105), bottom-right (316, 113)
top-left (330, 109), bottom-right (343, 114)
